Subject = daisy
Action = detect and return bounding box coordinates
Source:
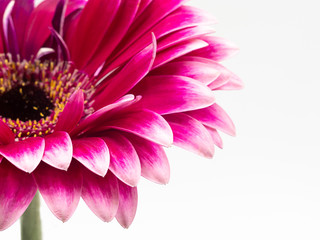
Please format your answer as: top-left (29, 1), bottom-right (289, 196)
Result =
top-left (0, 0), bottom-right (243, 233)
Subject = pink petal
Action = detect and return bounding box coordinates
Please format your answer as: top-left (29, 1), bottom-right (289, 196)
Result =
top-left (0, 0), bottom-right (11, 53)
top-left (93, 34), bottom-right (156, 109)
top-left (0, 137), bottom-right (45, 173)
top-left (36, 47), bottom-right (55, 59)
top-left (190, 36), bottom-right (239, 61)
top-left (71, 95), bottom-right (138, 137)
top-left (0, 120), bottom-right (15, 144)
top-left (186, 103), bottom-right (236, 136)
top-left (66, 0), bottom-right (121, 68)
top-left (3, 1), bottom-right (19, 57)
top-left (151, 60), bottom-right (220, 85)
top-left (51, 0), bottom-right (67, 34)
top-left (12, 0), bottom-right (34, 51)
top-left (55, 89), bottom-right (84, 133)
top-left (206, 126), bottom-right (223, 149)
top-left (178, 56), bottom-right (244, 90)
top-left (49, 27), bottom-right (70, 61)
top-left (116, 181), bottom-right (138, 228)
top-left (207, 63), bottom-right (243, 90)
top-left (131, 75), bottom-right (215, 115)
top-left (135, 0), bottom-right (152, 18)
top-left (104, 5), bottom-right (214, 73)
top-left (23, 0), bottom-right (59, 58)
top-left (152, 39), bottom-right (208, 69)
top-left (119, 0), bottom-right (187, 54)
top-left (125, 134), bottom-right (170, 185)
top-left (152, 6), bottom-right (216, 41)
top-left (165, 113), bottom-right (215, 158)
top-left (66, 0), bottom-right (87, 15)
top-left (102, 132), bottom-right (140, 187)
top-left (212, 75), bottom-right (244, 91)
top-left (59, 0), bottom-right (86, 42)
top-left (157, 25), bottom-right (215, 52)
top-left (42, 131), bottom-right (73, 170)
top-left (72, 137), bottom-right (109, 177)
top-left (83, 0), bottom-right (140, 75)
top-left (0, 33), bottom-right (3, 53)
top-left (33, 162), bottom-right (82, 222)
top-left (81, 168), bottom-right (119, 222)
top-left (0, 160), bottom-right (37, 230)
top-left (24, 0), bottom-right (84, 58)
top-left (92, 109), bottom-right (173, 147)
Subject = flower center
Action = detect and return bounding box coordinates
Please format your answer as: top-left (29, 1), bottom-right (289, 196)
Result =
top-left (0, 55), bottom-right (94, 140)
top-left (0, 84), bottom-right (54, 121)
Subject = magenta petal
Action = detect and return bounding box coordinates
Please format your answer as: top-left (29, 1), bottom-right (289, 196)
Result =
top-left (55, 89), bottom-right (84, 133)
top-left (132, 75), bottom-right (215, 115)
top-left (51, 0), bottom-right (67, 34)
top-left (23, 0), bottom-right (59, 58)
top-left (0, 137), bottom-right (45, 173)
top-left (126, 134), bottom-right (170, 185)
top-left (35, 47), bottom-right (55, 59)
top-left (94, 109), bottom-right (173, 147)
top-left (49, 27), bottom-right (70, 61)
top-left (33, 162), bottom-right (82, 222)
top-left (179, 56), bottom-right (243, 90)
top-left (0, 0), bottom-right (11, 53)
top-left (190, 36), bottom-right (239, 61)
top-left (157, 25), bottom-right (215, 52)
top-left (102, 132), bottom-right (140, 187)
top-left (120, 0), bottom-right (186, 53)
top-left (93, 34), bottom-right (156, 109)
top-left (105, 5), bottom-right (214, 73)
top-left (135, 0), bottom-right (152, 18)
top-left (0, 160), bottom-right (37, 230)
top-left (71, 95), bottom-right (137, 137)
top-left (152, 39), bottom-right (208, 69)
top-left (0, 32), bottom-right (3, 53)
top-left (206, 126), bottom-right (223, 149)
top-left (58, 0), bottom-right (86, 43)
top-left (186, 103), bottom-right (236, 136)
top-left (165, 113), bottom-right (215, 158)
top-left (212, 75), bottom-right (244, 91)
top-left (151, 60), bottom-right (220, 85)
top-left (116, 181), bottom-right (138, 228)
top-left (0, 120), bottom-right (15, 144)
top-left (3, 1), bottom-right (19, 58)
top-left (72, 137), bottom-right (109, 177)
top-left (151, 6), bottom-right (215, 42)
top-left (12, 0), bottom-right (34, 51)
top-left (81, 168), bottom-right (119, 222)
top-left (43, 131), bottom-right (73, 170)
top-left (84, 0), bottom-right (140, 75)
top-left (207, 64), bottom-right (243, 90)
top-left (67, 0), bottom-right (121, 68)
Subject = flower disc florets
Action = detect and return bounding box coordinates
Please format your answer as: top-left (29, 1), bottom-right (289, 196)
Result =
top-left (0, 55), bottom-right (93, 140)
top-left (0, 0), bottom-right (243, 232)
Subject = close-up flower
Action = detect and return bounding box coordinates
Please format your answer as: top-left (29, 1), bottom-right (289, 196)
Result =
top-left (0, 0), bottom-right (242, 235)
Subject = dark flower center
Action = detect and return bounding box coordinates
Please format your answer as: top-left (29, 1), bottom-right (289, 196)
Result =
top-left (0, 84), bottom-right (54, 121)
top-left (0, 56), bottom-right (93, 139)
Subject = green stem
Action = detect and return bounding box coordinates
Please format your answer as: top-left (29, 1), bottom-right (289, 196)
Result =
top-left (20, 191), bottom-right (42, 240)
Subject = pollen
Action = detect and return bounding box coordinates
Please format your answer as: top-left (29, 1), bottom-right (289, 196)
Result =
top-left (0, 55), bottom-right (94, 140)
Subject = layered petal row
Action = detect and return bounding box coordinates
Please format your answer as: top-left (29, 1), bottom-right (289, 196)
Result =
top-left (0, 0), bottom-right (241, 230)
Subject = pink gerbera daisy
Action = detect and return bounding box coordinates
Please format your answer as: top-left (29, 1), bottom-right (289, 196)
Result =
top-left (0, 0), bottom-right (242, 231)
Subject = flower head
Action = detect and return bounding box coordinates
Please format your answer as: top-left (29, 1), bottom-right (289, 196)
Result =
top-left (0, 0), bottom-right (242, 230)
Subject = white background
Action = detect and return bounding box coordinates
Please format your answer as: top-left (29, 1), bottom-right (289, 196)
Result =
top-left (2, 0), bottom-right (320, 239)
